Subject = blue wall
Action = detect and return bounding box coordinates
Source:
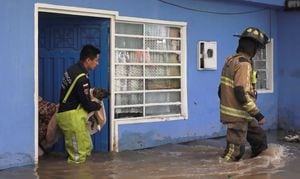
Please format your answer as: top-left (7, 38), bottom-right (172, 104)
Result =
top-left (113, 0), bottom-right (279, 150)
top-left (278, 11), bottom-right (300, 130)
top-left (0, 0), bottom-right (35, 169)
top-left (0, 0), bottom-right (283, 169)
top-left (37, 0), bottom-right (280, 150)
top-left (241, 0), bottom-right (284, 7)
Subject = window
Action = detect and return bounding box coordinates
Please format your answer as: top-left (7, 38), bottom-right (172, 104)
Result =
top-left (253, 39), bottom-right (273, 92)
top-left (113, 20), bottom-right (187, 121)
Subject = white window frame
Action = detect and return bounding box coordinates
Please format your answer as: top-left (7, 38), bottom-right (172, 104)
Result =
top-left (255, 38), bottom-right (274, 93)
top-left (112, 16), bottom-right (188, 124)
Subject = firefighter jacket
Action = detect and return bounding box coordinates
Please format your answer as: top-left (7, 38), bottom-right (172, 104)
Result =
top-left (219, 53), bottom-right (264, 123)
top-left (58, 62), bottom-right (101, 113)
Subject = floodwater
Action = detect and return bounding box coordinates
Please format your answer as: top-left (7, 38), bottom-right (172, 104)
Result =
top-left (1, 130), bottom-right (300, 179)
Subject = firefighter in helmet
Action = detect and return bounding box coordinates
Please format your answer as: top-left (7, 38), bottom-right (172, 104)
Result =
top-left (218, 27), bottom-right (269, 161)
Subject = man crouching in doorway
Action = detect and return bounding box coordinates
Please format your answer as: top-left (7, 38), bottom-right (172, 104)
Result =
top-left (219, 27), bottom-right (269, 162)
top-left (56, 44), bottom-right (101, 163)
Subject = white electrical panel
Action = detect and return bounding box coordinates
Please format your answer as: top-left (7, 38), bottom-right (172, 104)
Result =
top-left (197, 41), bottom-right (217, 70)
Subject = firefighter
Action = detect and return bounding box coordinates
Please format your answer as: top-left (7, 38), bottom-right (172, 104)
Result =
top-left (56, 45), bottom-right (101, 163)
top-left (219, 27), bottom-right (269, 162)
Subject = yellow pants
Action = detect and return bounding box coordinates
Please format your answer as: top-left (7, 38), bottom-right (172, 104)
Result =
top-left (56, 107), bottom-right (92, 163)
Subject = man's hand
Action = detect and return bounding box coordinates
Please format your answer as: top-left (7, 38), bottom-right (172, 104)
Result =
top-left (258, 118), bottom-right (265, 125)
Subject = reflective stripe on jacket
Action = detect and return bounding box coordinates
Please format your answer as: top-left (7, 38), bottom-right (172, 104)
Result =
top-left (219, 53), bottom-right (259, 123)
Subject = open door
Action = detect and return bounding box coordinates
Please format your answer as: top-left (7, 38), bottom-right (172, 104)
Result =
top-left (38, 12), bottom-right (110, 152)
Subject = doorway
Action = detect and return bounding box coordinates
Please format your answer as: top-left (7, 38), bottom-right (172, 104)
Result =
top-left (38, 12), bottom-right (110, 152)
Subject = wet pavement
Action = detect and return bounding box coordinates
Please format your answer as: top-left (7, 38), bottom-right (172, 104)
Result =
top-left (1, 130), bottom-right (300, 179)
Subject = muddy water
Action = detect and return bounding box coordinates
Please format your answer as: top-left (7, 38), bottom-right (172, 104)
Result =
top-left (1, 131), bottom-right (300, 179)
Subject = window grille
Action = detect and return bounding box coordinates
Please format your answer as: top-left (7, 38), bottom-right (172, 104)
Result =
top-left (113, 21), bottom-right (187, 121)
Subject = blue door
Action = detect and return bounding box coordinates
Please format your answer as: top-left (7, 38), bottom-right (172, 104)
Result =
top-left (38, 13), bottom-right (110, 152)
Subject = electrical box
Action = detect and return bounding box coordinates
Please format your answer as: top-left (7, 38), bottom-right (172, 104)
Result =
top-left (197, 41), bottom-right (217, 70)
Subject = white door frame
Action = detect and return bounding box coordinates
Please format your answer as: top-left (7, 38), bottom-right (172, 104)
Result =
top-left (34, 3), bottom-right (118, 163)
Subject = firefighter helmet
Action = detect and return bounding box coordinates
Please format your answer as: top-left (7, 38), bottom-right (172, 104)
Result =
top-left (234, 27), bottom-right (269, 47)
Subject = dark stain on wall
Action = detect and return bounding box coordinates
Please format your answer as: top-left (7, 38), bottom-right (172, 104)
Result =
top-left (290, 69), bottom-right (300, 78)
top-left (119, 127), bottom-right (227, 151)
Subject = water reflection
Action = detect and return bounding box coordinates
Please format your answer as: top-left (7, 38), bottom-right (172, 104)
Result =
top-left (1, 131), bottom-right (299, 179)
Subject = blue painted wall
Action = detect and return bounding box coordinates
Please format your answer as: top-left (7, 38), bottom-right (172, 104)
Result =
top-left (35, 0), bottom-right (279, 150)
top-left (113, 0), bottom-right (279, 150)
top-left (0, 0), bottom-right (35, 169)
top-left (33, 0), bottom-right (280, 151)
top-left (0, 0), bottom-right (285, 169)
top-left (278, 11), bottom-right (300, 130)
top-left (241, 0), bottom-right (284, 7)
